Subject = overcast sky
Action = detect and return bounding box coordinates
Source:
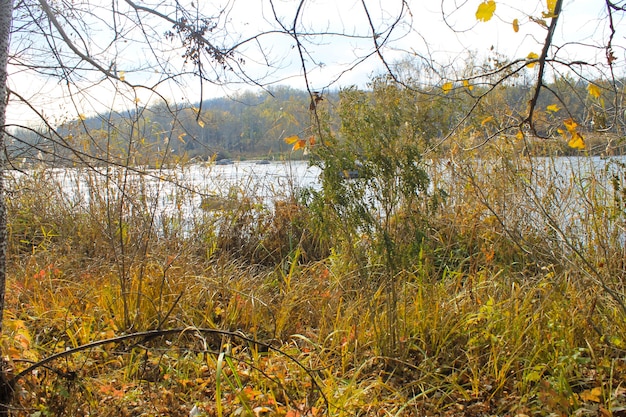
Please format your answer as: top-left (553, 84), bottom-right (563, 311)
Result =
top-left (6, 0), bottom-right (624, 126)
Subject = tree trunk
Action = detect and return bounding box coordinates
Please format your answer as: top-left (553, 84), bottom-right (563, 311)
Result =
top-left (0, 0), bottom-right (14, 414)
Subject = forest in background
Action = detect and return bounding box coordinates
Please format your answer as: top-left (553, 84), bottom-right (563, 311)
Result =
top-left (7, 71), bottom-right (626, 167)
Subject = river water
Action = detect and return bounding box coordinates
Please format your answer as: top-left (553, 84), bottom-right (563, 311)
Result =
top-left (7, 156), bottom-right (626, 243)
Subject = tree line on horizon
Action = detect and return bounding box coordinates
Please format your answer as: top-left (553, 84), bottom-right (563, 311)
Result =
top-left (6, 74), bottom-right (626, 168)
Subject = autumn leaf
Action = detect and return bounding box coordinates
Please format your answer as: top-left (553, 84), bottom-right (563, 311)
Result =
top-left (177, 133), bottom-right (187, 143)
top-left (526, 52), bottom-right (539, 68)
top-left (481, 116), bottom-right (494, 126)
top-left (118, 71), bottom-right (125, 81)
top-left (516, 130), bottom-right (524, 140)
top-left (546, 104), bottom-right (560, 113)
top-left (563, 118), bottom-right (578, 133)
top-left (463, 80), bottom-right (474, 90)
top-left (476, 0), bottom-right (496, 22)
top-left (568, 132), bottom-right (585, 150)
top-left (308, 135), bottom-right (316, 146)
top-left (79, 113), bottom-right (87, 121)
top-left (292, 139), bottom-right (307, 151)
top-left (442, 82), bottom-right (453, 94)
top-left (512, 18), bottom-right (519, 32)
top-left (587, 83), bottom-right (601, 98)
top-left (546, 0), bottom-right (557, 15)
top-left (284, 135), bottom-right (299, 144)
top-left (198, 120), bottom-right (205, 128)
top-left (580, 387), bottom-right (602, 403)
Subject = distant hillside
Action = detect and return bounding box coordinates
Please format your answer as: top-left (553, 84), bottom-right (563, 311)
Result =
top-left (6, 78), bottom-right (625, 167)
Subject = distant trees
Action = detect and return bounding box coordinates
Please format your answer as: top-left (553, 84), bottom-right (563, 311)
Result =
top-left (8, 75), bottom-right (625, 165)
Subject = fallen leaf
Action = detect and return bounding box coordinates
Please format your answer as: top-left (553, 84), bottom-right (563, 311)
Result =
top-left (580, 387), bottom-right (602, 402)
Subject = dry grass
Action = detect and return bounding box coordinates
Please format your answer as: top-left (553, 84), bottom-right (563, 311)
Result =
top-left (2, 148), bottom-right (626, 416)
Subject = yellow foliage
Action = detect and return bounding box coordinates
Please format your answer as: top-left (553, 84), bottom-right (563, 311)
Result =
top-left (118, 70), bottom-right (125, 81)
top-left (481, 116), bottom-right (494, 126)
top-left (442, 82), bottom-right (453, 94)
top-left (292, 139), bottom-right (307, 151)
top-left (563, 118), bottom-right (578, 133)
top-left (475, 0), bottom-right (496, 22)
top-left (463, 80), bottom-right (474, 90)
top-left (546, 0), bottom-right (557, 15)
top-left (526, 52), bottom-right (539, 68)
top-left (198, 120), bottom-right (205, 128)
top-left (512, 18), bottom-right (519, 32)
top-left (284, 135), bottom-right (299, 144)
top-left (580, 387), bottom-right (602, 403)
top-left (568, 132), bottom-right (585, 150)
top-left (546, 104), bottom-right (560, 113)
top-left (587, 83), bottom-right (601, 99)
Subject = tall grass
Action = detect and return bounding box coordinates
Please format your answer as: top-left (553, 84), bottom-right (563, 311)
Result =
top-left (2, 135), bottom-right (626, 414)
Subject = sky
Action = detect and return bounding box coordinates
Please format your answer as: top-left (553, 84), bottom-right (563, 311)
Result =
top-left (5, 0), bottom-right (624, 126)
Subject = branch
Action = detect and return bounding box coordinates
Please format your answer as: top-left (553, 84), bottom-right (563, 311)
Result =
top-left (523, 0), bottom-right (564, 135)
top-left (10, 327), bottom-right (330, 410)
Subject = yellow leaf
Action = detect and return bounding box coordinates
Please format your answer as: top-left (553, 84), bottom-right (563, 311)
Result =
top-left (442, 82), bottom-right (453, 94)
top-left (568, 132), bottom-right (585, 150)
top-left (177, 133), bottom-right (187, 143)
top-left (198, 120), bottom-right (205, 128)
top-left (516, 130), bottom-right (524, 140)
top-left (512, 18), bottom-right (519, 32)
top-left (546, 104), bottom-right (560, 113)
top-left (292, 139), bottom-right (307, 151)
top-left (563, 118), bottom-right (578, 133)
top-left (284, 135), bottom-right (299, 144)
top-left (580, 387), bottom-right (602, 403)
top-left (587, 83), bottom-right (601, 99)
top-left (481, 116), bottom-right (494, 126)
top-left (610, 336), bottom-right (624, 348)
top-left (476, 0), bottom-right (496, 22)
top-left (308, 136), bottom-right (316, 146)
top-left (463, 80), bottom-right (474, 91)
top-left (546, 0), bottom-right (557, 14)
top-left (118, 71), bottom-right (125, 81)
top-left (134, 97), bottom-right (141, 104)
top-left (526, 52), bottom-right (539, 68)
top-left (79, 113), bottom-right (87, 121)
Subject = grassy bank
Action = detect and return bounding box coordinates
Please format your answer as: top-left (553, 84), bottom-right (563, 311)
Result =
top-left (2, 138), bottom-right (626, 416)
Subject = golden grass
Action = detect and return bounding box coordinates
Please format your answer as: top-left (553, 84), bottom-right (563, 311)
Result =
top-left (3, 150), bottom-right (626, 416)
